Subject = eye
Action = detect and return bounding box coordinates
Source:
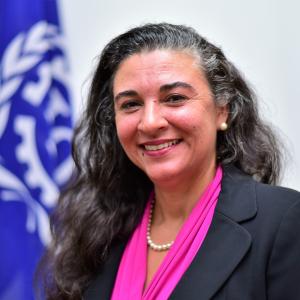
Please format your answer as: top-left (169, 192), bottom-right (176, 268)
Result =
top-left (164, 94), bottom-right (188, 105)
top-left (119, 100), bottom-right (142, 112)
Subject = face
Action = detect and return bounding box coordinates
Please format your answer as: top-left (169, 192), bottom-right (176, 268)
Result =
top-left (113, 50), bottom-right (228, 187)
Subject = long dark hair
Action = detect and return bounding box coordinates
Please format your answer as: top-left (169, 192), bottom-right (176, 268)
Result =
top-left (39, 23), bottom-right (282, 299)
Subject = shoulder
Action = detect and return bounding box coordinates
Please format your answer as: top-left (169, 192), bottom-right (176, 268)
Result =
top-left (253, 181), bottom-right (300, 245)
top-left (219, 164), bottom-right (300, 226)
top-left (254, 179), bottom-right (300, 230)
top-left (254, 180), bottom-right (300, 220)
top-left (255, 180), bottom-right (300, 204)
top-left (255, 184), bottom-right (300, 298)
top-left (223, 164), bottom-right (300, 239)
top-left (222, 167), bottom-right (300, 255)
top-left (218, 168), bottom-right (300, 298)
top-left (223, 164), bottom-right (300, 210)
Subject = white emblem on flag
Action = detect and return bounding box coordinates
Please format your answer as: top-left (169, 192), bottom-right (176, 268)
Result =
top-left (0, 20), bottom-right (73, 246)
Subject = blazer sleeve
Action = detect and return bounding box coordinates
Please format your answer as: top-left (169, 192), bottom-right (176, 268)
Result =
top-left (267, 198), bottom-right (300, 299)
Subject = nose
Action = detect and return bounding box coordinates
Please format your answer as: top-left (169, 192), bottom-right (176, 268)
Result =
top-left (137, 100), bottom-right (168, 134)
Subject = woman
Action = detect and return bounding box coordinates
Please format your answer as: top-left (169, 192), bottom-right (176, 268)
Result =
top-left (40, 23), bottom-right (300, 299)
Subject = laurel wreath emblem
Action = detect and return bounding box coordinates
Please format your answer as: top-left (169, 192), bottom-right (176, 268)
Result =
top-left (0, 20), bottom-right (63, 137)
top-left (0, 21), bottom-right (71, 246)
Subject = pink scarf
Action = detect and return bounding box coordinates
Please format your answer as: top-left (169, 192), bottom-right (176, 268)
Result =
top-left (111, 166), bottom-right (223, 300)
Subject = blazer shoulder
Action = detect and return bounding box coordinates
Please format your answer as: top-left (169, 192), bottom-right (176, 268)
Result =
top-left (249, 181), bottom-right (300, 245)
top-left (220, 164), bottom-right (300, 223)
top-left (264, 185), bottom-right (300, 299)
top-left (255, 181), bottom-right (300, 210)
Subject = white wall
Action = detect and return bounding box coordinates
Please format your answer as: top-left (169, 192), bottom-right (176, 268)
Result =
top-left (59, 0), bottom-right (300, 190)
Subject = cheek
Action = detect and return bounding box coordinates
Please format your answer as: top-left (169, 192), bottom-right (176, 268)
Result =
top-left (115, 116), bottom-right (143, 168)
top-left (170, 106), bottom-right (218, 144)
top-left (169, 107), bottom-right (204, 132)
top-left (115, 115), bottom-right (137, 148)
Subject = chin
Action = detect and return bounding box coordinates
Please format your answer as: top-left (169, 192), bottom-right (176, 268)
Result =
top-left (146, 169), bottom-right (182, 186)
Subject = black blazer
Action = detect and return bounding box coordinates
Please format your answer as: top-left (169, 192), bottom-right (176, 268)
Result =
top-left (84, 165), bottom-right (300, 299)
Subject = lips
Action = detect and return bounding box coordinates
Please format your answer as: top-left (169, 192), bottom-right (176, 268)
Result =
top-left (142, 139), bottom-right (181, 151)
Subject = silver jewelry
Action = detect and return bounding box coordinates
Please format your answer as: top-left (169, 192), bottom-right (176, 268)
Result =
top-left (146, 199), bottom-right (174, 251)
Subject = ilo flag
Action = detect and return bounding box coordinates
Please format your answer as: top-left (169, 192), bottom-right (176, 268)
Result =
top-left (0, 0), bottom-right (73, 299)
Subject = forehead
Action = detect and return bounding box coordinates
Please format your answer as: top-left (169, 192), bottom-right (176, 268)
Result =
top-left (113, 49), bottom-right (207, 92)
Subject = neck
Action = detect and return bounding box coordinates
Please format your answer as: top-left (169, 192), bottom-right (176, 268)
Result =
top-left (153, 162), bottom-right (217, 225)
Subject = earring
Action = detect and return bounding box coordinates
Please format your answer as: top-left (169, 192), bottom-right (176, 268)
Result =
top-left (220, 122), bottom-right (228, 131)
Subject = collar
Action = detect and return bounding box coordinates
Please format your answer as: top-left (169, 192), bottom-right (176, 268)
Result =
top-left (216, 164), bottom-right (258, 222)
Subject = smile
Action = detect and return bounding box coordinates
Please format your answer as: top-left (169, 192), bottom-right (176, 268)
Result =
top-left (143, 140), bottom-right (181, 151)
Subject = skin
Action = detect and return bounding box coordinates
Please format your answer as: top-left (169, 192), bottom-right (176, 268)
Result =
top-left (113, 49), bottom-right (228, 289)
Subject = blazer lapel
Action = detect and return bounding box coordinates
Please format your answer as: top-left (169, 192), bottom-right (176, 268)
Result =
top-left (85, 165), bottom-right (258, 300)
top-left (170, 165), bottom-right (257, 299)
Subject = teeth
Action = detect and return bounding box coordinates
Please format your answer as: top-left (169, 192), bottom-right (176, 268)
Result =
top-left (144, 140), bottom-right (179, 151)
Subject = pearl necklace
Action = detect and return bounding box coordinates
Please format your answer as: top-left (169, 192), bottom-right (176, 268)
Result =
top-left (146, 200), bottom-right (174, 251)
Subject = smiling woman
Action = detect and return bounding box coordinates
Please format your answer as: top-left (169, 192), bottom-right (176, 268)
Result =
top-left (38, 23), bottom-right (300, 300)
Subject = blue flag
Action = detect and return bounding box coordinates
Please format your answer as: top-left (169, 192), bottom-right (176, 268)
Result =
top-left (0, 0), bottom-right (73, 299)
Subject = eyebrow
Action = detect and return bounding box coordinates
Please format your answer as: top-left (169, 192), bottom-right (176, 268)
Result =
top-left (159, 81), bottom-right (196, 93)
top-left (114, 90), bottom-right (138, 102)
top-left (114, 81), bottom-right (195, 102)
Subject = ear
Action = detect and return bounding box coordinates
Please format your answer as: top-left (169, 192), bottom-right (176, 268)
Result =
top-left (216, 104), bottom-right (229, 130)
